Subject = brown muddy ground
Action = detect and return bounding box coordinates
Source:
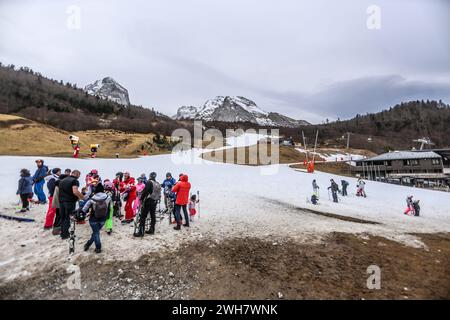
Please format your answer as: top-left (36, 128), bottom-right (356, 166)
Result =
top-left (0, 232), bottom-right (449, 300)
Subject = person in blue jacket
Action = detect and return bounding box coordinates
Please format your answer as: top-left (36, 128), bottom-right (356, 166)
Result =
top-left (162, 172), bottom-right (176, 211)
top-left (17, 169), bottom-right (33, 212)
top-left (32, 159), bottom-right (48, 204)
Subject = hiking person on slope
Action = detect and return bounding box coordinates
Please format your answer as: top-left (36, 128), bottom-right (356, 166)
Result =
top-left (121, 172), bottom-right (136, 223)
top-left (82, 183), bottom-right (111, 253)
top-left (17, 169), bottom-right (33, 212)
top-left (172, 174), bottom-right (191, 230)
top-left (58, 170), bottom-right (84, 240)
top-left (328, 179), bottom-right (340, 203)
top-left (44, 168), bottom-right (61, 230)
top-left (134, 172), bottom-right (161, 237)
top-left (32, 159), bottom-right (48, 204)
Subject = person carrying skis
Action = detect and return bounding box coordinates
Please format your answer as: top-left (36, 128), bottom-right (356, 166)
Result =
top-left (121, 172), bottom-right (137, 223)
top-left (356, 178), bottom-right (366, 197)
top-left (44, 168), bottom-right (61, 230)
top-left (341, 180), bottom-right (349, 197)
top-left (82, 183), bottom-right (111, 253)
top-left (134, 172), bottom-right (161, 237)
top-left (327, 179), bottom-right (340, 203)
top-left (312, 179), bottom-right (320, 197)
top-left (172, 174), bottom-right (191, 230)
top-left (103, 179), bottom-right (116, 235)
top-left (17, 169), bottom-right (33, 213)
top-left (113, 172), bottom-right (124, 218)
top-left (32, 159), bottom-right (48, 204)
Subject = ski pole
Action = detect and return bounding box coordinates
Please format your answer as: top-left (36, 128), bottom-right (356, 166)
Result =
top-left (197, 190), bottom-right (200, 220)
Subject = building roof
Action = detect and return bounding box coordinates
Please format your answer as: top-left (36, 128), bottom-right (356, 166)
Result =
top-left (360, 151), bottom-right (442, 162)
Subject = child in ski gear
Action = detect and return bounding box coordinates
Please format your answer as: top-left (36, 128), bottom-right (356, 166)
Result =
top-left (188, 194), bottom-right (199, 222)
top-left (311, 194), bottom-right (319, 205)
top-left (328, 179), bottom-right (340, 203)
top-left (121, 172), bottom-right (136, 223)
top-left (44, 168), bottom-right (61, 229)
top-left (133, 177), bottom-right (146, 215)
top-left (17, 169), bottom-right (33, 212)
top-left (312, 179), bottom-right (320, 197)
top-left (103, 179), bottom-right (116, 235)
top-left (341, 180), bottom-right (349, 196)
top-left (32, 159), bottom-right (48, 204)
top-left (404, 195), bottom-right (420, 216)
top-left (172, 174), bottom-right (191, 230)
top-left (134, 172), bottom-right (161, 237)
top-left (356, 178), bottom-right (366, 197)
top-left (139, 173), bottom-right (148, 184)
top-left (82, 183), bottom-right (111, 253)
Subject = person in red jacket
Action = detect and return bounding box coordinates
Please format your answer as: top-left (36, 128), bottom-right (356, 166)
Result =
top-left (121, 172), bottom-right (136, 223)
top-left (171, 174), bottom-right (191, 230)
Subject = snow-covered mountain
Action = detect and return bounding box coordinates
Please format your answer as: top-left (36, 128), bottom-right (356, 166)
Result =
top-left (174, 96), bottom-right (309, 127)
top-left (176, 106), bottom-right (199, 120)
top-left (85, 77), bottom-right (130, 105)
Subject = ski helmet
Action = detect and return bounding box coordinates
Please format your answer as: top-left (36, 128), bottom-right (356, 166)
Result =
top-left (166, 172), bottom-right (172, 178)
top-left (90, 169), bottom-right (98, 175)
top-left (103, 180), bottom-right (113, 191)
top-left (150, 172), bottom-right (157, 180)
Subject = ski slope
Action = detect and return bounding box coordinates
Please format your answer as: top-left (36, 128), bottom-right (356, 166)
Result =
top-left (0, 133), bottom-right (449, 281)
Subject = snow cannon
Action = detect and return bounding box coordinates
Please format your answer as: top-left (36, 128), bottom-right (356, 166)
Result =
top-left (90, 144), bottom-right (100, 158)
top-left (69, 135), bottom-right (79, 146)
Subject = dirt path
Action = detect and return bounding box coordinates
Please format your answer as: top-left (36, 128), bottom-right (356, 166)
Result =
top-left (1, 232), bottom-right (448, 300)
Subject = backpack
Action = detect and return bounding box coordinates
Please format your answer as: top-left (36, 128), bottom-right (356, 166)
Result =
top-left (93, 198), bottom-right (108, 219)
top-left (148, 180), bottom-right (162, 201)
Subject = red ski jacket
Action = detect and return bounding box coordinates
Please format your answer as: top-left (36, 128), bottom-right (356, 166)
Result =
top-left (172, 175), bottom-right (191, 205)
top-left (122, 177), bottom-right (136, 198)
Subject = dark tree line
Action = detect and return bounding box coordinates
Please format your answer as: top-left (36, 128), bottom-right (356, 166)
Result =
top-left (0, 63), bottom-right (185, 133)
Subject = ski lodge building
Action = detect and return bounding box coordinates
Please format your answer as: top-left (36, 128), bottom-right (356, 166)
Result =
top-left (352, 149), bottom-right (450, 188)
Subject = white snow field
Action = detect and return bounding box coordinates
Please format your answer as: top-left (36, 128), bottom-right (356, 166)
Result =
top-left (0, 133), bottom-right (449, 282)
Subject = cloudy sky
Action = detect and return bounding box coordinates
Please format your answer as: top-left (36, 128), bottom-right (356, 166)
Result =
top-left (1, 0), bottom-right (449, 123)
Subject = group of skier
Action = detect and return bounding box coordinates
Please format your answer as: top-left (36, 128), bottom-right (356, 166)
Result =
top-left (16, 160), bottom-right (200, 254)
top-left (310, 177), bottom-right (360, 204)
top-left (310, 177), bottom-right (420, 216)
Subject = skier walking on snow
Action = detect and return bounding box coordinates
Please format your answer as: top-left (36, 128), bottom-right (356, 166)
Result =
top-left (328, 179), bottom-right (340, 203)
top-left (341, 180), bottom-right (349, 196)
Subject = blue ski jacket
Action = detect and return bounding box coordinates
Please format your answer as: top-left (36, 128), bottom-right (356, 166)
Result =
top-left (32, 163), bottom-right (48, 183)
